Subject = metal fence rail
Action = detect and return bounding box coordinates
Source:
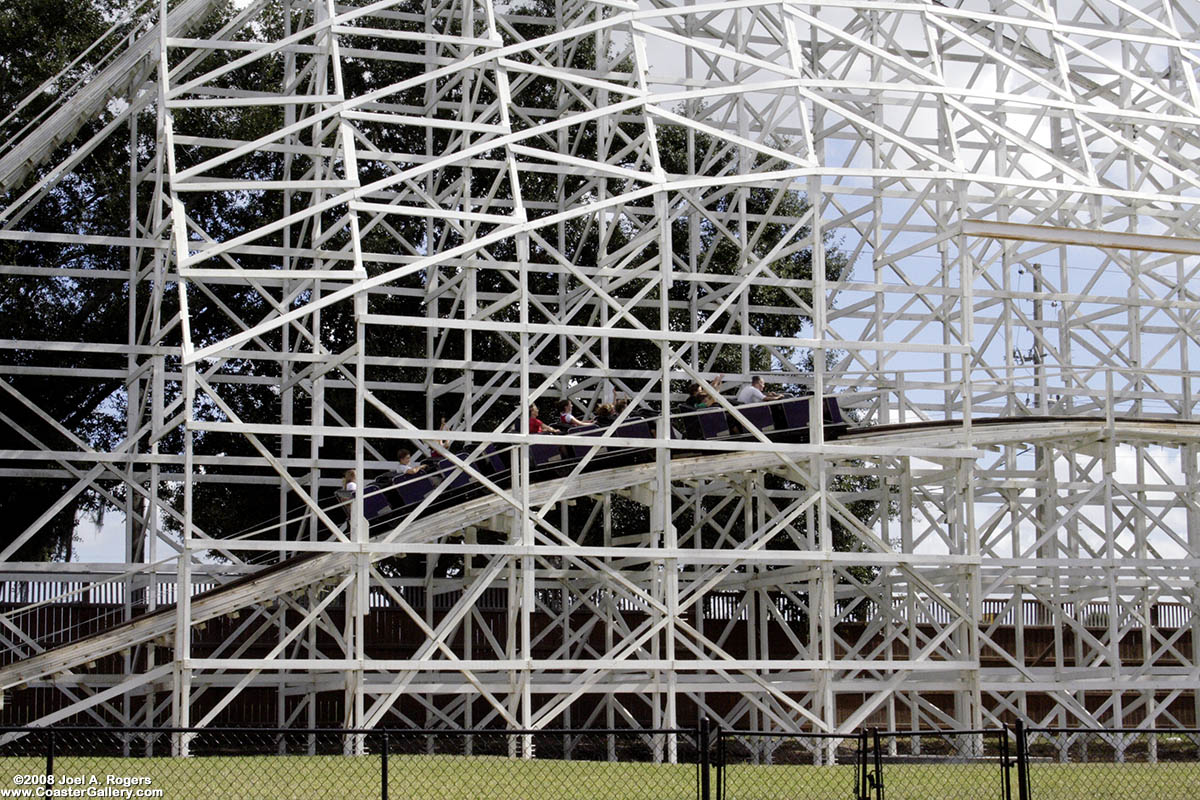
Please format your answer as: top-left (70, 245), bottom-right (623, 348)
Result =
top-left (0, 723), bottom-right (1195, 799)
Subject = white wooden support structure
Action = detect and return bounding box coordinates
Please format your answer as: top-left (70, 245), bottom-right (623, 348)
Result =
top-left (0, 0), bottom-right (1199, 737)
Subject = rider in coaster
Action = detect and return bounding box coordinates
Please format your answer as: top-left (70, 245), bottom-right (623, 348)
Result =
top-left (528, 403), bottom-right (561, 434)
top-left (557, 398), bottom-right (593, 428)
top-left (688, 374), bottom-right (724, 408)
top-left (593, 402), bottom-right (616, 426)
top-left (736, 376), bottom-right (783, 405)
top-left (396, 448), bottom-right (426, 475)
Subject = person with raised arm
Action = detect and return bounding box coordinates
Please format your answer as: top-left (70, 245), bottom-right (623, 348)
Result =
top-left (688, 374), bottom-right (724, 408)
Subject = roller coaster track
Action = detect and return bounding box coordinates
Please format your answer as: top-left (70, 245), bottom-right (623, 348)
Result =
top-left (3, 416), bottom-right (1198, 695)
top-left (0, 0), bottom-right (223, 194)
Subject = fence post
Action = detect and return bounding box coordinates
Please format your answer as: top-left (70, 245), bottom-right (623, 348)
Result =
top-left (1000, 724), bottom-right (1012, 800)
top-left (715, 721), bottom-right (724, 800)
top-left (857, 730), bottom-right (868, 800)
top-left (381, 731), bottom-right (389, 800)
top-left (1014, 720), bottom-right (1030, 800)
top-left (698, 718), bottom-right (711, 800)
top-left (872, 728), bottom-right (884, 800)
top-left (45, 729), bottom-right (54, 781)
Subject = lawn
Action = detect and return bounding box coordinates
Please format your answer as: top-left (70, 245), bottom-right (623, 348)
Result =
top-left (3, 755), bottom-right (692, 800)
top-left (1024, 763), bottom-right (1200, 800)
top-left (0, 754), bottom-right (1195, 799)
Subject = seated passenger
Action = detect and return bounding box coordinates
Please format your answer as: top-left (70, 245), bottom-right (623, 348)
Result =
top-left (425, 415), bottom-right (452, 454)
top-left (528, 403), bottom-right (560, 434)
top-left (614, 395), bottom-right (632, 417)
top-left (736, 376), bottom-right (783, 405)
top-left (336, 469), bottom-right (358, 529)
top-left (593, 402), bottom-right (616, 426)
top-left (688, 374), bottom-right (724, 408)
top-left (396, 448), bottom-right (426, 476)
top-left (557, 398), bottom-right (593, 428)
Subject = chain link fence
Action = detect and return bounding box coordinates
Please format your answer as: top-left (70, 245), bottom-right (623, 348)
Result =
top-left (0, 723), bottom-right (1196, 799)
top-left (0, 728), bottom-right (382, 800)
top-left (1023, 727), bottom-right (1200, 800)
top-left (871, 728), bottom-right (1014, 800)
top-left (716, 730), bottom-right (866, 800)
top-left (382, 728), bottom-right (701, 800)
top-left (0, 726), bottom-right (701, 800)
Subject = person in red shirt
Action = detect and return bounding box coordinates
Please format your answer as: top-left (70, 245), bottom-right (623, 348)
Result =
top-left (529, 403), bottom-right (560, 434)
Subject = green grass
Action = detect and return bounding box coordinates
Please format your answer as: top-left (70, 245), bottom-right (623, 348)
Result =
top-left (1025, 763), bottom-right (1200, 800)
top-left (0, 755), bottom-right (1196, 799)
top-left (3, 755), bottom-right (694, 800)
top-left (725, 762), bottom-right (1200, 800)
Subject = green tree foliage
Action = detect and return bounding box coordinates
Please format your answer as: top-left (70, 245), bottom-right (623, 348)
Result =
top-left (0, 0), bottom-right (149, 559)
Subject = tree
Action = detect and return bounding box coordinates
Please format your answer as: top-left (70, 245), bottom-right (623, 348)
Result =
top-left (0, 0), bottom-right (146, 559)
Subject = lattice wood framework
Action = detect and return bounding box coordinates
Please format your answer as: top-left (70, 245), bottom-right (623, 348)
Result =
top-left (0, 0), bottom-right (1198, 743)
